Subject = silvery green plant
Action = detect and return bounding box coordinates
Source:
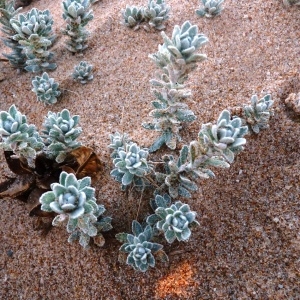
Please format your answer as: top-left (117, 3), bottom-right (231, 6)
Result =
top-left (155, 142), bottom-right (231, 199)
top-left (72, 61), bottom-right (93, 84)
top-left (146, 194), bottom-right (199, 243)
top-left (144, 0), bottom-right (170, 30)
top-left (242, 94), bottom-right (274, 134)
top-left (108, 131), bottom-right (131, 158)
top-left (0, 0), bottom-right (26, 68)
top-left (62, 0), bottom-right (94, 53)
top-left (116, 220), bottom-right (164, 272)
top-left (31, 72), bottom-right (61, 105)
top-left (39, 171), bottom-right (112, 248)
top-left (10, 8), bottom-right (56, 72)
top-left (41, 109), bottom-right (82, 163)
top-left (196, 0), bottom-right (224, 18)
top-left (198, 110), bottom-right (248, 163)
top-left (155, 146), bottom-right (198, 198)
top-left (0, 104), bottom-right (44, 166)
top-left (143, 21), bottom-right (208, 151)
top-left (110, 142), bottom-right (151, 190)
top-left (121, 5), bottom-right (144, 29)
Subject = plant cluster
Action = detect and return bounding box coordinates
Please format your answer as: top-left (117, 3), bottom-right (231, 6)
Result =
top-left (0, 105), bottom-right (107, 248)
top-left (0, 1), bottom-right (277, 272)
top-left (10, 7), bottom-right (56, 72)
top-left (40, 171), bottom-right (112, 248)
top-left (109, 21), bottom-right (274, 272)
top-left (72, 61), bottom-right (93, 84)
top-left (143, 21), bottom-right (208, 152)
top-left (62, 0), bottom-right (94, 53)
top-left (122, 0), bottom-right (170, 31)
top-left (31, 72), bottom-right (61, 105)
top-left (196, 0), bottom-right (224, 18)
top-left (0, 0), bottom-right (27, 68)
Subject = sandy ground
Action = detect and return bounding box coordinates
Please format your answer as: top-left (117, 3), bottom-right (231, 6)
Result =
top-left (0, 0), bottom-right (299, 299)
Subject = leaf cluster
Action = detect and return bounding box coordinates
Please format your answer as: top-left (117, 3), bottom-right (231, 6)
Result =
top-left (196, 0), bottom-right (225, 18)
top-left (10, 8), bottom-right (56, 72)
top-left (32, 72), bottom-right (61, 105)
top-left (143, 21), bottom-right (208, 151)
top-left (121, 0), bottom-right (170, 31)
top-left (62, 0), bottom-right (94, 53)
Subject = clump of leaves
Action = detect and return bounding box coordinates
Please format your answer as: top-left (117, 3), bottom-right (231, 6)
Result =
top-left (0, 0), bottom-right (26, 68)
top-left (10, 8), bottom-right (56, 72)
top-left (198, 110), bottom-right (248, 163)
top-left (42, 109), bottom-right (82, 163)
top-left (121, 0), bottom-right (170, 31)
top-left (110, 142), bottom-right (151, 190)
top-left (147, 194), bottom-right (199, 243)
top-left (62, 0), bottom-right (94, 53)
top-left (143, 21), bottom-right (208, 151)
top-left (196, 0), bottom-right (224, 18)
top-left (0, 107), bottom-right (102, 225)
top-left (0, 104), bottom-right (44, 166)
top-left (144, 0), bottom-right (170, 30)
top-left (121, 5), bottom-right (144, 29)
top-left (32, 72), bottom-right (61, 105)
top-left (72, 61), bottom-right (93, 84)
top-left (116, 220), bottom-right (166, 272)
top-left (108, 131), bottom-right (131, 158)
top-left (242, 94), bottom-right (274, 134)
top-left (39, 171), bottom-right (112, 248)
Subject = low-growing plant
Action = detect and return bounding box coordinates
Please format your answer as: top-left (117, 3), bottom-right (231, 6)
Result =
top-left (32, 72), bottom-right (61, 105)
top-left (110, 21), bottom-right (274, 272)
top-left (72, 61), bottom-right (93, 84)
top-left (110, 142), bottom-right (151, 190)
top-left (0, 104), bottom-right (44, 166)
top-left (121, 0), bottom-right (170, 31)
top-left (40, 171), bottom-right (112, 248)
top-left (116, 220), bottom-right (166, 272)
top-left (62, 0), bottom-right (94, 53)
top-left (10, 7), bottom-right (57, 72)
top-left (0, 0), bottom-right (27, 68)
top-left (146, 194), bottom-right (199, 243)
top-left (196, 0), bottom-right (224, 18)
top-left (143, 20), bottom-right (208, 151)
top-left (42, 108), bottom-right (82, 163)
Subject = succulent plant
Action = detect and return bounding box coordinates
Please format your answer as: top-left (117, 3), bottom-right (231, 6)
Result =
top-left (144, 0), bottom-right (170, 30)
top-left (154, 146), bottom-right (198, 198)
top-left (39, 171), bottom-right (112, 248)
top-left (62, 0), bottom-right (94, 52)
top-left (108, 131), bottom-right (131, 158)
top-left (72, 61), bottom-right (93, 84)
top-left (0, 105), bottom-right (44, 166)
top-left (31, 72), bottom-right (61, 105)
top-left (146, 194), bottom-right (199, 243)
top-left (150, 20), bottom-right (208, 73)
top-left (116, 220), bottom-right (164, 272)
top-left (42, 109), bottom-right (82, 163)
top-left (0, 0), bottom-right (26, 68)
top-left (110, 143), bottom-right (151, 189)
top-left (198, 110), bottom-right (248, 164)
top-left (121, 5), bottom-right (145, 29)
top-left (242, 94), bottom-right (274, 134)
top-left (10, 8), bottom-right (56, 72)
top-left (196, 0), bottom-right (224, 18)
top-left (143, 21), bottom-right (208, 152)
